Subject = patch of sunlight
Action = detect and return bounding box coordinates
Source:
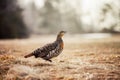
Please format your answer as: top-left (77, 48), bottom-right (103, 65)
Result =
top-left (80, 33), bottom-right (112, 39)
top-left (69, 58), bottom-right (90, 65)
top-left (10, 65), bottom-right (38, 75)
top-left (34, 0), bottom-right (45, 9)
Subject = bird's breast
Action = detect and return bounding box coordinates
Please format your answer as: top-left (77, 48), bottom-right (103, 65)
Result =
top-left (60, 42), bottom-right (64, 49)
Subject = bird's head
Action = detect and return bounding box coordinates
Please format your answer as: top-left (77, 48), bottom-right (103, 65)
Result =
top-left (57, 31), bottom-right (66, 38)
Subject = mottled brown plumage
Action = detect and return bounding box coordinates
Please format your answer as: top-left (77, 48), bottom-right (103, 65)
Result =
top-left (24, 31), bottom-right (66, 62)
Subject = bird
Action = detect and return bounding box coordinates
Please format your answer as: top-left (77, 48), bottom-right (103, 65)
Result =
top-left (24, 31), bottom-right (66, 62)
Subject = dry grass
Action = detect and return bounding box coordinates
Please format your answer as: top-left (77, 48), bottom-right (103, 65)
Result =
top-left (0, 34), bottom-right (120, 80)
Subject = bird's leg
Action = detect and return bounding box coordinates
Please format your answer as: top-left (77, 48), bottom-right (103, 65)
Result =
top-left (42, 57), bottom-right (52, 62)
top-left (46, 59), bottom-right (52, 62)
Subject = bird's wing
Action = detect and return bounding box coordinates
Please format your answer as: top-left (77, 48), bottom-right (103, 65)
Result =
top-left (33, 42), bottom-right (58, 58)
top-left (43, 42), bottom-right (63, 59)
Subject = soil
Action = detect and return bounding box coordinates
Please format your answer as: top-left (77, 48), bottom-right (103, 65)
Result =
top-left (0, 34), bottom-right (120, 80)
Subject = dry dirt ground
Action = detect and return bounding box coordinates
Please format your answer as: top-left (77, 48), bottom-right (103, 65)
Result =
top-left (0, 34), bottom-right (120, 80)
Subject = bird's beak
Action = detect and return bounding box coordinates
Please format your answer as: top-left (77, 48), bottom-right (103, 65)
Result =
top-left (64, 31), bottom-right (66, 34)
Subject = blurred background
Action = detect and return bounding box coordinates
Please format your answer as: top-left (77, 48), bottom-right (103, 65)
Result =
top-left (0, 0), bottom-right (120, 39)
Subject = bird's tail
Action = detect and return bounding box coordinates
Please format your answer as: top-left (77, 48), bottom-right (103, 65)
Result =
top-left (24, 53), bottom-right (33, 58)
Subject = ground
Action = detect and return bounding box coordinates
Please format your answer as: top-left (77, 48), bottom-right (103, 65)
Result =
top-left (0, 34), bottom-right (120, 80)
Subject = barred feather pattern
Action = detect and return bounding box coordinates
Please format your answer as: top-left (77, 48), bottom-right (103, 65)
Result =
top-left (32, 39), bottom-right (63, 60)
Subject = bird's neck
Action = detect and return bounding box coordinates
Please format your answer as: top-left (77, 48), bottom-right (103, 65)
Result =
top-left (56, 35), bottom-right (63, 42)
top-left (56, 35), bottom-right (64, 49)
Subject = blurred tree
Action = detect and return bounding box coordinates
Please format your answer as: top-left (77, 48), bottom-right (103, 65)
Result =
top-left (100, 3), bottom-right (120, 33)
top-left (0, 0), bottom-right (29, 39)
top-left (37, 0), bottom-right (82, 34)
top-left (39, 0), bottom-right (61, 33)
